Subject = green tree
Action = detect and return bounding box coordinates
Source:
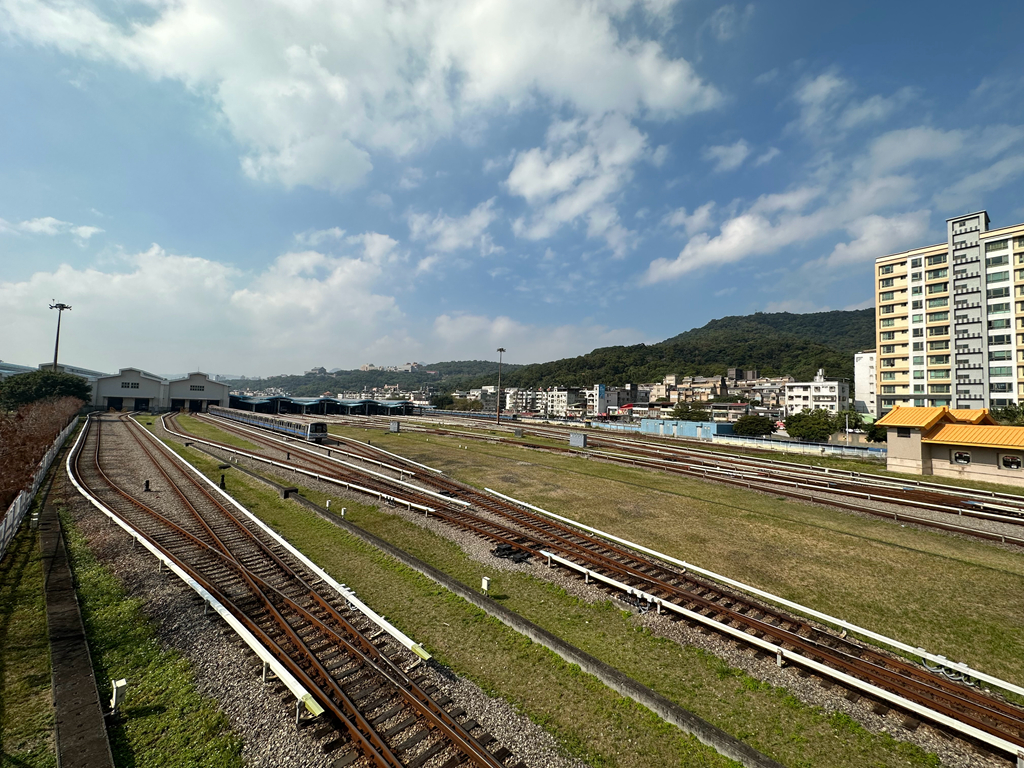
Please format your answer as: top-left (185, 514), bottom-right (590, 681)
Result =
top-left (732, 414), bottom-right (776, 437)
top-left (991, 403), bottom-right (1024, 425)
top-left (835, 409), bottom-right (864, 432)
top-left (865, 422), bottom-right (888, 443)
top-left (0, 370), bottom-right (91, 409)
top-left (784, 408), bottom-right (837, 442)
top-left (431, 393), bottom-right (454, 409)
top-left (670, 401), bottom-right (710, 421)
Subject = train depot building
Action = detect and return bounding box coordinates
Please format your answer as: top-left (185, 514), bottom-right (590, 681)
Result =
top-left (229, 394), bottom-right (415, 416)
top-left (91, 368), bottom-right (230, 412)
top-left (877, 405), bottom-right (1024, 487)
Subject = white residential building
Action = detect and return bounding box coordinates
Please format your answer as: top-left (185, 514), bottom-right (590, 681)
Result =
top-left (784, 369), bottom-right (850, 417)
top-left (853, 350), bottom-right (877, 417)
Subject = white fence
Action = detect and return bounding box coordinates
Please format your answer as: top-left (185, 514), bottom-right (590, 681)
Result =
top-left (0, 416), bottom-right (79, 564)
top-left (711, 432), bottom-right (886, 459)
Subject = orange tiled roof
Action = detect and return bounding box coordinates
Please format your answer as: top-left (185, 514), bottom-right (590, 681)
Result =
top-left (947, 409), bottom-right (998, 425)
top-left (875, 406), bottom-right (950, 430)
top-left (924, 424), bottom-right (1024, 449)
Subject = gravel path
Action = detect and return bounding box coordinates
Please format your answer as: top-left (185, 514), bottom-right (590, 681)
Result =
top-left (160, 417), bottom-right (1018, 768)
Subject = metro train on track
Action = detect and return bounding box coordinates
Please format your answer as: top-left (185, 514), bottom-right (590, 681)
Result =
top-left (208, 405), bottom-right (329, 443)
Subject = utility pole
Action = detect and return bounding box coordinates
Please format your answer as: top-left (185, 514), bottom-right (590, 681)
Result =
top-left (496, 347), bottom-right (506, 424)
top-left (49, 302), bottom-right (72, 371)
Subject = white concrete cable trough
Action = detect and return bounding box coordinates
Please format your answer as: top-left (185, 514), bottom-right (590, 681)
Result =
top-left (152, 414), bottom-right (432, 660)
top-left (485, 488), bottom-right (1024, 702)
top-left (172, 414), bottom-right (469, 510)
top-left (66, 416), bottom-right (325, 720)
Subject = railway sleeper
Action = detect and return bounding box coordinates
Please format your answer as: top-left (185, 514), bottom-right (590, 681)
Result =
top-left (382, 715), bottom-right (417, 738)
top-left (330, 749), bottom-right (360, 768)
top-left (405, 739), bottom-right (448, 768)
top-left (396, 729), bottom-right (429, 752)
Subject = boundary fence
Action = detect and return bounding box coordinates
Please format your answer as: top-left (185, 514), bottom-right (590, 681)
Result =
top-left (0, 416), bottom-right (79, 564)
top-left (712, 433), bottom-right (886, 458)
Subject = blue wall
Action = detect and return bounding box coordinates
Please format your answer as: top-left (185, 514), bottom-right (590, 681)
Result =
top-left (640, 419), bottom-right (732, 438)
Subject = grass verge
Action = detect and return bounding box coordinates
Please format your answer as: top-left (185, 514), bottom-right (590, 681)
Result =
top-left (164, 414), bottom-right (262, 452)
top-left (326, 425), bottom-right (1024, 688)
top-left (58, 506), bottom-right (243, 768)
top-left (166, 438), bottom-right (943, 768)
top-left (0, 523), bottom-right (55, 768)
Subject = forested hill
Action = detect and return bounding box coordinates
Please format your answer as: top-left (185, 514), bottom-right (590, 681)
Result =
top-left (467, 309), bottom-right (875, 389)
top-left (221, 310), bottom-right (874, 395)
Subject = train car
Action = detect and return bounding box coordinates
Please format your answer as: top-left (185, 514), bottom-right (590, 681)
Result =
top-left (208, 406), bottom-right (328, 443)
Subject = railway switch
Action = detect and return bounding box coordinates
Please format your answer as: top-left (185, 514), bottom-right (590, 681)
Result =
top-left (144, 479), bottom-right (150, 492)
top-left (481, 576), bottom-right (491, 593)
top-left (109, 678), bottom-right (127, 715)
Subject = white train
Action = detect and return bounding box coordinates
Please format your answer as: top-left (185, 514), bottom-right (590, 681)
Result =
top-left (208, 406), bottom-right (329, 443)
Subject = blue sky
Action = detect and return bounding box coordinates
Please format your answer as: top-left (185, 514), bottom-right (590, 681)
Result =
top-left (2, 1), bottom-right (1023, 376)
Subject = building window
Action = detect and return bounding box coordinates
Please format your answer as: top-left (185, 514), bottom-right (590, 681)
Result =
top-left (879, 264), bottom-right (895, 275)
top-left (912, 300), bottom-right (923, 310)
top-left (880, 305), bottom-right (895, 315)
top-left (929, 384), bottom-right (951, 394)
top-left (911, 258), bottom-right (922, 268)
top-left (896, 427), bottom-right (911, 438)
top-left (913, 385), bottom-right (925, 393)
top-left (928, 370), bottom-right (950, 380)
top-left (990, 350), bottom-right (1013, 361)
top-left (1016, 236), bottom-right (1024, 249)
top-left (927, 325), bottom-right (949, 337)
top-left (912, 285), bottom-right (923, 295)
top-left (988, 270), bottom-right (1010, 283)
top-left (881, 372), bottom-right (896, 381)
top-left (987, 254), bottom-right (1010, 268)
top-left (120, 381), bottom-right (140, 389)
top-left (881, 386), bottom-right (896, 394)
top-left (926, 254), bottom-right (947, 266)
top-left (913, 314), bottom-right (923, 323)
top-left (880, 291), bottom-right (895, 302)
top-left (912, 272), bottom-right (922, 282)
top-left (879, 277), bottom-right (895, 288)
top-left (1001, 455), bottom-right (1022, 470)
top-left (953, 450), bottom-right (971, 465)
top-left (913, 328), bottom-right (924, 337)
top-left (881, 359), bottom-right (896, 368)
top-left (912, 355), bottom-right (924, 365)
top-left (990, 302), bottom-right (1011, 314)
top-left (914, 398), bottom-right (926, 407)
top-left (926, 268), bottom-right (948, 280)
top-left (926, 282), bottom-right (947, 294)
top-left (926, 311), bottom-right (948, 322)
top-left (881, 345), bottom-right (896, 354)
top-left (987, 286), bottom-right (1010, 299)
top-left (913, 370), bottom-right (924, 379)
top-left (913, 341), bottom-right (925, 351)
top-left (990, 334), bottom-right (1013, 345)
top-left (928, 340), bottom-right (949, 351)
top-left (989, 318), bottom-right (1011, 329)
top-left (926, 297), bottom-right (948, 309)
top-left (880, 331), bottom-right (895, 341)
top-left (189, 385), bottom-right (205, 391)
top-left (985, 240), bottom-right (1008, 252)
top-left (990, 381), bottom-right (1013, 392)
top-left (990, 366), bottom-right (1013, 377)
top-left (928, 355), bottom-right (949, 366)
top-left (880, 318), bottom-right (895, 328)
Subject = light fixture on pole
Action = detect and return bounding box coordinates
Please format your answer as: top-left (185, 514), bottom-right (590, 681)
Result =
top-left (49, 302), bottom-right (72, 371)
top-left (496, 347), bottom-right (506, 424)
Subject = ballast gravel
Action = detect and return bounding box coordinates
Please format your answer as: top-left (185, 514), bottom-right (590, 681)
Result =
top-left (157, 419), bottom-right (1015, 768)
top-left (76, 419), bottom-right (588, 768)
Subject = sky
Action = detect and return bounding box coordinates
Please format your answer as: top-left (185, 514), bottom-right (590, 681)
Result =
top-left (1, 1), bottom-right (1023, 377)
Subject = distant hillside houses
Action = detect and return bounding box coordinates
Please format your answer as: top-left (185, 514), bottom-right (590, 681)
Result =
top-left (456, 367), bottom-right (850, 423)
top-left (359, 362), bottom-right (432, 373)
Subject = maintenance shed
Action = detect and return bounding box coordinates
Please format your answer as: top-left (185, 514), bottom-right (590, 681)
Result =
top-left (876, 406), bottom-right (1024, 487)
top-left (229, 395), bottom-right (415, 416)
top-left (92, 369), bottom-right (229, 412)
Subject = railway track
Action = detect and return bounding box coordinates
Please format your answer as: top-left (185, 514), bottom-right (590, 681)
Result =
top-left (174, 411), bottom-right (1024, 759)
top-left (72, 414), bottom-right (522, 768)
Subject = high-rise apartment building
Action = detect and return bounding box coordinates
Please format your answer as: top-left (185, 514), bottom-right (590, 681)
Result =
top-left (875, 211), bottom-right (1024, 415)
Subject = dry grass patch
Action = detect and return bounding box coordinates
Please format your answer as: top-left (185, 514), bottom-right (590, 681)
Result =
top-left (331, 426), bottom-right (1024, 688)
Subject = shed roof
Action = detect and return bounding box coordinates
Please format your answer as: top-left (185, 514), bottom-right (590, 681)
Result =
top-left (875, 406), bottom-right (949, 429)
top-left (924, 424), bottom-right (1024, 449)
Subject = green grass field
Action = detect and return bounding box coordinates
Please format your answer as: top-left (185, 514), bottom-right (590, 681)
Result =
top-left (0, 524), bottom-right (55, 768)
top-left (149, 418), bottom-right (949, 768)
top-left (328, 424), bottom-right (1024, 688)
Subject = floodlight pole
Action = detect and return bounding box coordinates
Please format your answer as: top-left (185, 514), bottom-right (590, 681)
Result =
top-left (496, 347), bottom-right (506, 424)
top-left (49, 303), bottom-right (72, 371)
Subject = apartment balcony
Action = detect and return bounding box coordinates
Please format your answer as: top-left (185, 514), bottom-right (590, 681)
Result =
top-left (954, 330), bottom-right (982, 339)
top-left (956, 362), bottom-right (983, 370)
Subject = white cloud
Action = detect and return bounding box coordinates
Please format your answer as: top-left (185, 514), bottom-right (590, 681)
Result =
top-left (867, 127), bottom-right (966, 173)
top-left (935, 153), bottom-right (1024, 210)
top-left (791, 70), bottom-right (913, 137)
top-left (430, 313), bottom-right (644, 363)
top-left (815, 210), bottom-right (931, 270)
top-left (507, 113), bottom-right (645, 256)
top-left (19, 217), bottom-right (71, 235)
top-left (0, 0), bottom-right (721, 191)
top-left (705, 4), bottom-right (754, 42)
top-left (368, 191), bottom-right (393, 209)
top-left (397, 168), bottom-right (425, 191)
top-left (4, 216), bottom-right (105, 241)
top-left (703, 139), bottom-right (751, 172)
top-left (754, 147), bottom-right (780, 166)
top-left (294, 227), bottom-right (346, 247)
top-left (407, 198), bottom-right (500, 253)
top-left (663, 202), bottom-right (715, 235)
